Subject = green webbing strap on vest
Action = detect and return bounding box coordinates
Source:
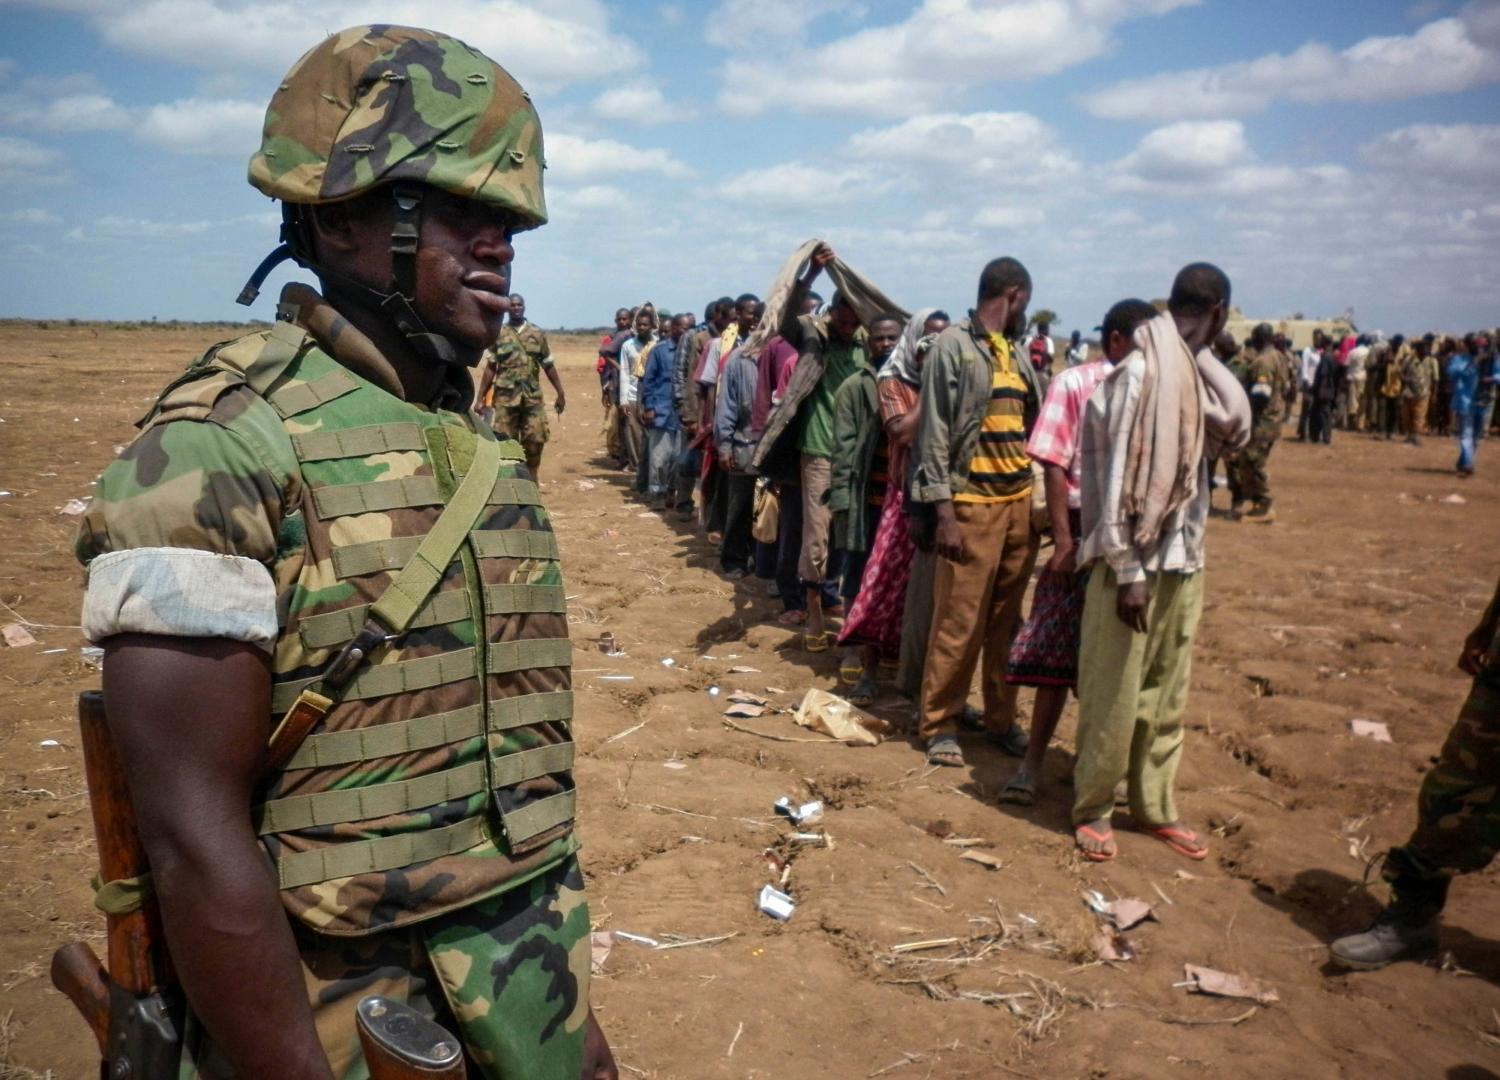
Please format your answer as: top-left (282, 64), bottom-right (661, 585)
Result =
top-left (291, 422), bottom-right (427, 463)
top-left (482, 584), bottom-right (567, 615)
top-left (312, 475), bottom-right (443, 519)
top-left (298, 588), bottom-right (472, 651)
top-left (310, 475), bottom-right (540, 522)
top-left (485, 638), bottom-right (572, 675)
top-left (239, 319), bottom-right (310, 398)
top-left (334, 529), bottom-right (559, 578)
top-left (271, 647), bottom-right (478, 713)
top-left (267, 368), bottom-right (361, 419)
top-left (487, 742), bottom-right (574, 788)
top-left (283, 704), bottom-right (486, 770)
top-left (488, 691), bottom-right (574, 732)
top-left (256, 760), bottom-right (488, 835)
top-left (371, 436), bottom-right (504, 632)
top-left (277, 815), bottom-right (491, 890)
top-left (501, 789), bottom-right (576, 846)
top-left (91, 871), bottom-right (153, 916)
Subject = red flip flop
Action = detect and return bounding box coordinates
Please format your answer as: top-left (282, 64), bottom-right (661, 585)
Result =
top-left (1074, 824), bottom-right (1117, 863)
top-left (1140, 823), bottom-right (1209, 861)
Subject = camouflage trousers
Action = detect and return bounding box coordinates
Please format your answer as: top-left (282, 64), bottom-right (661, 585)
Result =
top-left (1229, 426), bottom-right (1278, 504)
top-left (492, 399), bottom-right (549, 473)
top-left (180, 857), bottom-right (591, 1079)
top-left (1384, 666), bottom-right (1500, 921)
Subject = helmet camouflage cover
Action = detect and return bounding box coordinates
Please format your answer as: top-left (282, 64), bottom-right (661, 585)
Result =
top-left (249, 24), bottom-right (546, 230)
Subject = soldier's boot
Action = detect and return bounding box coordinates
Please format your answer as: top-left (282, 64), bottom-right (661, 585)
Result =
top-left (1228, 500), bottom-right (1247, 521)
top-left (1329, 911), bottom-right (1439, 971)
top-left (1244, 499), bottom-right (1276, 524)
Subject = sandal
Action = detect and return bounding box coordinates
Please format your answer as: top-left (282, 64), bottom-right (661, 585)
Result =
top-left (1074, 823), bottom-right (1118, 862)
top-left (997, 768), bottom-right (1037, 806)
top-left (839, 659), bottom-right (864, 684)
top-left (985, 725), bottom-right (1030, 758)
top-left (925, 735), bottom-right (965, 768)
top-left (957, 704), bottom-right (985, 732)
top-left (804, 631), bottom-right (832, 653)
top-left (1139, 822), bottom-right (1209, 861)
top-left (848, 675), bottom-right (877, 707)
top-left (776, 609), bottom-right (808, 627)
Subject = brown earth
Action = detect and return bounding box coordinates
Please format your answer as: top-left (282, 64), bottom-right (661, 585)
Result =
top-left (1, 323), bottom-right (1499, 1079)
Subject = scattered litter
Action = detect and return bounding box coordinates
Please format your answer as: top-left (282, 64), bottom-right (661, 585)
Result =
top-left (59, 498), bottom-right (89, 516)
top-left (793, 688), bottom-right (892, 746)
top-left (2, 623), bottom-right (37, 648)
top-left (723, 702), bottom-right (768, 719)
top-left (594, 632), bottom-right (620, 654)
top-left (757, 885), bottom-right (795, 921)
top-left (765, 685), bottom-right (786, 694)
top-left (699, 654), bottom-right (718, 660)
top-left (728, 666), bottom-right (760, 674)
top-left (80, 646), bottom-right (104, 668)
top-left (1173, 869), bottom-right (1198, 881)
top-left (590, 931), bottom-right (613, 972)
top-left (40, 648), bottom-right (67, 655)
top-left (660, 657), bottom-right (676, 667)
top-left (594, 675), bottom-right (635, 682)
top-left (663, 761), bottom-right (688, 770)
top-left (635, 511), bottom-right (656, 518)
top-left (1106, 897), bottom-right (1155, 931)
top-left (1349, 718), bottom-right (1392, 743)
top-left (790, 831), bottom-right (827, 844)
top-left (574, 480), bottom-right (597, 491)
top-left (774, 796), bottom-right (824, 826)
top-left (924, 819), bottom-right (954, 838)
top-left (38, 739), bottom-right (60, 748)
top-left (763, 848), bottom-right (790, 885)
top-left (942, 837), bottom-right (991, 848)
top-left (891, 937), bottom-right (960, 954)
top-left (0, 490), bottom-right (11, 499)
top-left (1179, 964), bottom-right (1279, 1005)
top-left (1092, 929), bottom-right (1136, 962)
top-left (1441, 494), bottom-right (1467, 505)
top-left (613, 931), bottom-right (661, 948)
top-left (728, 690), bottom-right (769, 706)
top-left (707, 685), bottom-right (721, 697)
top-left (959, 850), bottom-right (1003, 871)
top-left (602, 720), bottom-right (647, 744)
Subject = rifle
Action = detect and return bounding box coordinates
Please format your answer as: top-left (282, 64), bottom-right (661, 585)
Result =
top-left (52, 691), bottom-right (468, 1080)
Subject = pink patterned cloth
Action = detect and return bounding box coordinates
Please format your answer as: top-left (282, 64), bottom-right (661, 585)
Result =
top-left (836, 480), bottom-right (914, 660)
top-left (1025, 359), bottom-right (1112, 510)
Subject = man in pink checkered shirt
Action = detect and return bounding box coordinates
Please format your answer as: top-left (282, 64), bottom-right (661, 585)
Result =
top-left (998, 299), bottom-right (1161, 806)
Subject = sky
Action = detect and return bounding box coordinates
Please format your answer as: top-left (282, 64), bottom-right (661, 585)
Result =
top-left (0, 0), bottom-right (1497, 336)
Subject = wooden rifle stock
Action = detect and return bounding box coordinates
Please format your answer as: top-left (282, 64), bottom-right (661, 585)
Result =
top-left (357, 996), bottom-right (468, 1080)
top-left (48, 941), bottom-right (110, 1054)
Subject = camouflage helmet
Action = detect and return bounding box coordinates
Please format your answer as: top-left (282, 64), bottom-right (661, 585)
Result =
top-left (248, 25), bottom-right (547, 230)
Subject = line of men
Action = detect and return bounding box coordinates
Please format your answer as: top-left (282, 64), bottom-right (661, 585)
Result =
top-left (595, 248), bottom-right (1265, 864)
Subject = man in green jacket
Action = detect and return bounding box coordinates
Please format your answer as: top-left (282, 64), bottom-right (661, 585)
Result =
top-left (909, 258), bottom-right (1043, 767)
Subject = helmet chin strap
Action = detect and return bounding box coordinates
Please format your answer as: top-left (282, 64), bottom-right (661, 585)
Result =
top-left (237, 186), bottom-right (463, 368)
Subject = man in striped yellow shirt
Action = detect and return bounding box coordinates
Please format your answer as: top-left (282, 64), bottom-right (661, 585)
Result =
top-left (909, 258), bottom-right (1045, 768)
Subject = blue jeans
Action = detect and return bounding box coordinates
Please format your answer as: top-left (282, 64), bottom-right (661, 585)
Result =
top-left (1456, 406), bottom-right (1484, 472)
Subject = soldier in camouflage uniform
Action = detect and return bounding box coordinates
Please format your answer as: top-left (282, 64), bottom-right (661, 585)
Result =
top-left (1332, 570), bottom-right (1500, 969)
top-left (1400, 336), bottom-right (1441, 445)
top-left (73, 25), bottom-right (615, 1080)
top-left (477, 294), bottom-right (566, 477)
top-left (1229, 322), bottom-right (1292, 523)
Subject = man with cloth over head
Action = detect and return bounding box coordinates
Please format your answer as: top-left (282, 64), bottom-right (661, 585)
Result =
top-left (73, 25), bottom-right (616, 1080)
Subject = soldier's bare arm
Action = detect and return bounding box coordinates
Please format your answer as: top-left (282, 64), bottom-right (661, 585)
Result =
top-left (103, 633), bottom-right (335, 1080)
top-left (544, 362), bottom-right (567, 414)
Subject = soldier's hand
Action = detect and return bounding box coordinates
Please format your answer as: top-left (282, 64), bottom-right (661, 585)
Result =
top-left (581, 1008), bottom-right (618, 1080)
top-left (555, 392), bottom-right (567, 416)
top-left (1459, 625), bottom-right (1492, 677)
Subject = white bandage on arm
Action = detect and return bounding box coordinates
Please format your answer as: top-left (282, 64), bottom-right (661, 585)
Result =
top-left (81, 547), bottom-right (278, 652)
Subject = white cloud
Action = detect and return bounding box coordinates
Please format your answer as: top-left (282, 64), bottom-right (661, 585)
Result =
top-left (549, 184), bottom-right (633, 214)
top-left (590, 81), bottom-right (696, 125)
top-left (66, 211), bottom-right (278, 241)
top-left (14, 0), bottom-right (642, 93)
top-left (716, 0), bottom-right (1198, 116)
top-left (1081, 16), bottom-right (1500, 121)
top-left (1108, 120), bottom-right (1350, 198)
top-left (974, 206), bottom-right (1046, 229)
top-left (136, 97), bottom-right (264, 156)
top-left (0, 136), bottom-right (68, 184)
top-left (718, 161), bottom-right (884, 207)
top-left (0, 208), bottom-right (62, 225)
top-left (544, 132), bottom-right (693, 180)
top-left (36, 93), bottom-right (132, 132)
top-left (1361, 122), bottom-right (1500, 181)
top-left (846, 111), bottom-right (1079, 186)
top-left (704, 0), bottom-right (863, 46)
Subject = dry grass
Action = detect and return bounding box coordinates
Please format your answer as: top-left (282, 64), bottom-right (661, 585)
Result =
top-left (0, 1012), bottom-right (54, 1080)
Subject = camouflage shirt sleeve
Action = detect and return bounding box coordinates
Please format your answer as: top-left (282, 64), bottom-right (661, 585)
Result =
top-left (75, 385), bottom-right (294, 652)
top-left (534, 328), bottom-right (553, 368)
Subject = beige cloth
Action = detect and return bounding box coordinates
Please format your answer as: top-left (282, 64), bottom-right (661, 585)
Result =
top-left (1121, 313), bottom-right (1204, 552)
top-left (744, 239), bottom-right (908, 358)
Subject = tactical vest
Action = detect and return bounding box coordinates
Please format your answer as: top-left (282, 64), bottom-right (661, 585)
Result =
top-left (153, 320), bottom-right (577, 936)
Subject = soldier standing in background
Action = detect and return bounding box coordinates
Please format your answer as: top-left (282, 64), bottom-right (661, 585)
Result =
top-left (1230, 323), bottom-right (1292, 523)
top-left (73, 25), bottom-right (615, 1080)
top-left (476, 293), bottom-right (567, 477)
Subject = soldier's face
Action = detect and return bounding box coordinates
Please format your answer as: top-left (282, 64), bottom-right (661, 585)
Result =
top-left (509, 296), bottom-right (526, 322)
top-left (407, 191), bottom-right (517, 349)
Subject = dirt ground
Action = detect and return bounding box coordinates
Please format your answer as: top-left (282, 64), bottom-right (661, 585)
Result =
top-left (2, 322), bottom-right (1498, 1080)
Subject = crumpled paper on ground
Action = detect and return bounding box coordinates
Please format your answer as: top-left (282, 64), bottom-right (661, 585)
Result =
top-left (793, 689), bottom-right (892, 745)
top-left (1182, 964), bottom-right (1279, 1005)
